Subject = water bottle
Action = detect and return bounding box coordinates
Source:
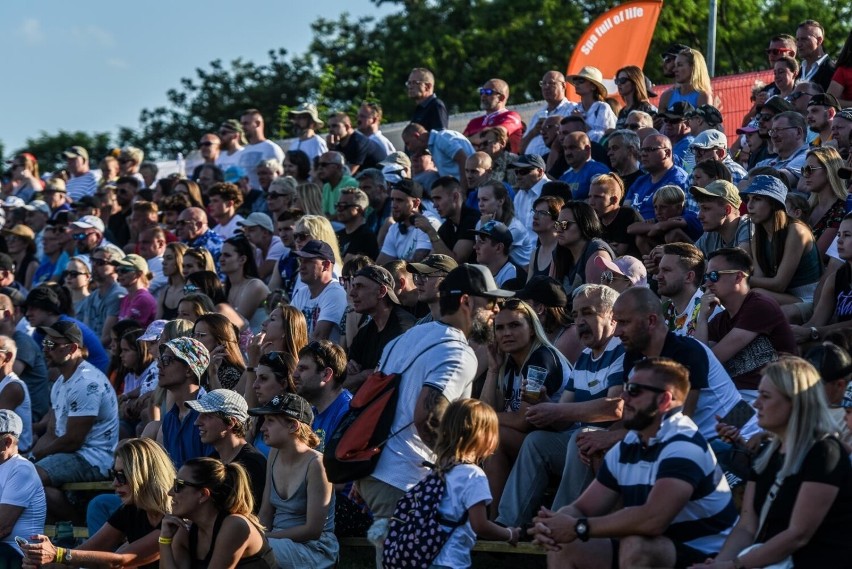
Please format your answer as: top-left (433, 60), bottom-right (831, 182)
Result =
top-left (176, 152), bottom-right (185, 177)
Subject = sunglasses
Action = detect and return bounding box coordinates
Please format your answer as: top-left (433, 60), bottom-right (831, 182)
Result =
top-left (600, 270), bottom-right (630, 284)
top-left (183, 283), bottom-right (200, 294)
top-left (109, 468), bottom-right (128, 485)
top-left (626, 122), bottom-right (642, 130)
top-left (335, 202), bottom-right (357, 210)
top-left (117, 267), bottom-right (138, 274)
top-left (765, 48), bottom-right (794, 56)
top-left (42, 339), bottom-right (70, 351)
top-left (159, 354), bottom-right (179, 367)
top-left (515, 167), bottom-right (534, 175)
top-left (479, 88), bottom-right (498, 96)
top-left (702, 269), bottom-right (742, 283)
top-left (553, 220), bottom-right (577, 231)
top-left (63, 270), bottom-right (88, 278)
top-left (801, 165), bottom-right (824, 177)
top-left (624, 382), bottom-right (668, 397)
top-left (91, 258), bottom-right (108, 266)
top-left (173, 478), bottom-right (206, 493)
top-left (268, 193), bottom-right (288, 199)
top-left (294, 232), bottom-right (311, 241)
top-left (572, 77), bottom-right (587, 85)
top-left (198, 141), bottom-right (216, 147)
top-left (531, 209), bottom-right (553, 219)
top-left (72, 232), bottom-right (92, 241)
top-left (614, 77), bottom-right (631, 86)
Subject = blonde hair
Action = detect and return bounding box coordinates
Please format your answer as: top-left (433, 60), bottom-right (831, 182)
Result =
top-left (434, 399), bottom-right (499, 469)
top-left (115, 438), bottom-right (175, 516)
top-left (165, 242), bottom-right (188, 285)
top-left (184, 458), bottom-right (263, 531)
top-left (806, 146), bottom-right (848, 206)
top-left (679, 48), bottom-right (713, 95)
top-left (653, 185), bottom-right (686, 205)
top-left (753, 356), bottom-right (836, 478)
top-left (591, 173), bottom-right (625, 202)
top-left (295, 182), bottom-right (324, 216)
top-left (295, 215), bottom-right (343, 266)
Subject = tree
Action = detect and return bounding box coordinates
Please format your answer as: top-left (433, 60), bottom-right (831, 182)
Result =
top-left (12, 131), bottom-right (113, 177)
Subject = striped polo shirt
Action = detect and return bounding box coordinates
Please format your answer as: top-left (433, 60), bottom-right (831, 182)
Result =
top-left (597, 410), bottom-right (738, 555)
top-left (565, 337), bottom-right (624, 427)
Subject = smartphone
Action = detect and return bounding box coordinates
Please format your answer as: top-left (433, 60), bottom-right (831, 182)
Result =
top-left (14, 536), bottom-right (28, 548)
top-left (719, 399), bottom-right (756, 430)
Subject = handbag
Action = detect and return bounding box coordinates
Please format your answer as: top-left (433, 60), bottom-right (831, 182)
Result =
top-left (736, 476), bottom-right (793, 569)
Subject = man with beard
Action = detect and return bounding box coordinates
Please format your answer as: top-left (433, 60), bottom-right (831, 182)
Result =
top-left (357, 264), bottom-right (511, 563)
top-left (71, 215), bottom-right (108, 262)
top-left (530, 357), bottom-right (738, 569)
top-left (613, 287), bottom-right (752, 443)
top-left (655, 242), bottom-right (714, 337)
top-left (464, 78), bottom-right (524, 153)
top-left (805, 93), bottom-right (839, 147)
top-left (406, 254), bottom-right (458, 325)
top-left (497, 284), bottom-right (624, 528)
top-left (376, 179), bottom-right (439, 264)
top-left (290, 240), bottom-right (348, 343)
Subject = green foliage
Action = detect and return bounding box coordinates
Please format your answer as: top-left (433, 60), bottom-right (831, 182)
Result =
top-left (12, 131), bottom-right (113, 176)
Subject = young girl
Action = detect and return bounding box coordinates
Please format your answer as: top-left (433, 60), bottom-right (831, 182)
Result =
top-left (429, 399), bottom-right (521, 568)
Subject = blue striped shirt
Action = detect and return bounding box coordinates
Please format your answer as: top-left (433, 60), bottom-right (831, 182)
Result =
top-left (566, 337), bottom-right (624, 427)
top-left (597, 410), bottom-right (737, 555)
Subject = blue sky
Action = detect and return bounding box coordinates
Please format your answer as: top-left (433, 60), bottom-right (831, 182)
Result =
top-left (0, 1), bottom-right (394, 155)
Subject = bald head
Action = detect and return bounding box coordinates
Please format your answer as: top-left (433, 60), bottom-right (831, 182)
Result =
top-left (617, 287), bottom-right (665, 317)
top-left (467, 151), bottom-right (493, 170)
top-left (563, 132), bottom-right (592, 168)
top-left (465, 152), bottom-right (494, 188)
top-left (486, 78), bottom-right (509, 97)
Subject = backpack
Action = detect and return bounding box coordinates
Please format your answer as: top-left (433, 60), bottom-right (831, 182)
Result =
top-left (323, 337), bottom-right (449, 484)
top-left (382, 465), bottom-right (467, 569)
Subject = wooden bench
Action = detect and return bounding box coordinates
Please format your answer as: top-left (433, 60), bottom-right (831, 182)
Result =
top-left (338, 536), bottom-right (545, 555)
top-left (59, 481), bottom-right (114, 492)
top-left (43, 525), bottom-right (89, 539)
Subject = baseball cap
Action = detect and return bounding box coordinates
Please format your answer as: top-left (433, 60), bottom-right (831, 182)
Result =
top-left (803, 342), bottom-right (852, 385)
top-left (2, 197), bottom-right (25, 209)
top-left (185, 389), bottom-right (249, 422)
top-left (248, 392), bottom-right (314, 425)
top-left (44, 179), bottom-right (67, 194)
top-left (39, 320), bottom-right (84, 346)
top-left (0, 254), bottom-right (13, 272)
top-left (689, 130), bottom-right (728, 150)
top-left (471, 220), bottom-right (513, 247)
top-left (294, 240), bottom-right (335, 262)
top-left (741, 174), bottom-right (787, 209)
top-left (354, 265), bottom-right (400, 304)
top-left (23, 200), bottom-right (51, 216)
top-left (238, 212), bottom-right (275, 234)
top-left (72, 215), bottom-right (105, 233)
top-left (63, 146), bottom-right (89, 161)
top-left (139, 319), bottom-right (168, 342)
top-left (389, 178), bottom-right (424, 199)
top-left (382, 164), bottom-right (405, 184)
top-left (837, 108), bottom-right (852, 122)
top-left (663, 43), bottom-right (690, 58)
top-left (736, 124), bottom-right (759, 135)
top-left (661, 101), bottom-right (694, 120)
top-left (379, 151), bottom-right (412, 171)
top-left (110, 254), bottom-right (149, 273)
top-left (594, 255), bottom-right (648, 286)
top-left (439, 263), bottom-right (515, 299)
top-left (0, 410), bottom-right (23, 438)
top-left (763, 96), bottom-right (792, 115)
top-left (73, 196), bottom-right (100, 210)
top-left (514, 276), bottom-right (567, 307)
top-left (509, 154), bottom-right (546, 171)
top-left (690, 180), bottom-right (742, 208)
top-left (23, 286), bottom-right (61, 314)
top-left (807, 93), bottom-right (841, 111)
top-left (224, 165), bottom-right (248, 183)
top-left (406, 254), bottom-right (458, 275)
top-left (161, 337), bottom-right (210, 380)
top-left (685, 104), bottom-right (723, 126)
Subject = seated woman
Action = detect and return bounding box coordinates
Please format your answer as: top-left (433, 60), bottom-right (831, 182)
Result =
top-left (157, 242), bottom-right (188, 320)
top-left (63, 256), bottom-right (92, 315)
top-left (182, 247), bottom-right (217, 277)
top-left (222, 236), bottom-right (270, 333)
top-left (246, 351), bottom-right (298, 458)
top-left (114, 254), bottom-right (158, 327)
top-left (552, 201), bottom-right (614, 301)
top-left (743, 175), bottom-right (822, 323)
top-left (480, 299), bottom-right (571, 519)
top-left (696, 357), bottom-right (852, 568)
top-left (801, 146), bottom-right (848, 260)
top-left (185, 270), bottom-right (247, 332)
top-left (477, 181), bottom-right (534, 268)
top-left (177, 293), bottom-right (217, 324)
top-left (24, 438), bottom-right (175, 569)
top-left (160, 457), bottom-right (275, 569)
top-left (250, 393), bottom-right (338, 568)
top-left (193, 313), bottom-right (247, 393)
top-left (117, 328), bottom-right (156, 439)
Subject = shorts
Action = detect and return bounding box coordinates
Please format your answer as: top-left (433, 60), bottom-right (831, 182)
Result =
top-left (267, 531), bottom-right (338, 569)
top-left (36, 452), bottom-right (105, 486)
top-left (356, 476), bottom-right (406, 519)
top-left (610, 538), bottom-right (711, 569)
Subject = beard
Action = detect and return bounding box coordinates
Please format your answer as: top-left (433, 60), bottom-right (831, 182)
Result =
top-left (623, 399), bottom-right (659, 431)
top-left (469, 309), bottom-right (495, 345)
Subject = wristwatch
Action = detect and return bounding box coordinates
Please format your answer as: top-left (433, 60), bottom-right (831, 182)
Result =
top-left (575, 517), bottom-right (590, 542)
top-left (810, 327), bottom-right (820, 341)
top-left (66, 549), bottom-right (74, 563)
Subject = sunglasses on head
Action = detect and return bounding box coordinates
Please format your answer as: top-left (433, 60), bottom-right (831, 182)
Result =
top-left (702, 269), bottom-right (742, 283)
top-left (173, 478), bottom-right (206, 493)
top-left (624, 382), bottom-right (668, 397)
top-left (109, 468), bottom-right (128, 485)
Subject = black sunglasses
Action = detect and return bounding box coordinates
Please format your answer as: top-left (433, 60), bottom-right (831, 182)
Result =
top-left (624, 382), bottom-right (668, 397)
top-left (173, 478), bottom-right (206, 493)
top-left (109, 468), bottom-right (128, 485)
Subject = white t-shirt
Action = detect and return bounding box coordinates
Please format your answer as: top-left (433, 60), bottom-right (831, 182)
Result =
top-left (432, 463), bottom-right (492, 568)
top-left (256, 236), bottom-right (288, 268)
top-left (513, 177), bottom-right (547, 246)
top-left (371, 321), bottom-right (478, 491)
top-left (290, 281), bottom-right (348, 343)
top-left (0, 455), bottom-right (46, 555)
top-left (212, 215), bottom-right (245, 241)
top-left (147, 255), bottom-right (167, 297)
top-left (370, 131), bottom-right (396, 154)
top-left (475, 217), bottom-right (533, 268)
top-left (493, 262), bottom-right (519, 286)
top-left (0, 372), bottom-right (32, 452)
top-left (380, 219), bottom-right (439, 261)
top-left (217, 148), bottom-right (246, 171)
top-left (50, 360), bottom-right (119, 475)
top-left (239, 140), bottom-right (285, 190)
top-left (290, 136), bottom-right (328, 163)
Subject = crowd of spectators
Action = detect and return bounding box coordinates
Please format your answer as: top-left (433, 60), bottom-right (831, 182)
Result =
top-left (3, 18), bottom-right (852, 569)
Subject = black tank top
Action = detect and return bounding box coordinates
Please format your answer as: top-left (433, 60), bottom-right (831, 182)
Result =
top-left (189, 512), bottom-right (276, 569)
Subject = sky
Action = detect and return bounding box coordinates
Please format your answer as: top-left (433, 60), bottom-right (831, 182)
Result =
top-left (0, 1), bottom-right (395, 156)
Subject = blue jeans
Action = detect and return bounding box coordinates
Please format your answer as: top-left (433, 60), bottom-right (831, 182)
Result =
top-left (87, 494), bottom-right (122, 536)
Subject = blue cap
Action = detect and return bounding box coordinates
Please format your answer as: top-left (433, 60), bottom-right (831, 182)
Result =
top-left (741, 175), bottom-right (787, 209)
top-left (224, 165), bottom-right (247, 183)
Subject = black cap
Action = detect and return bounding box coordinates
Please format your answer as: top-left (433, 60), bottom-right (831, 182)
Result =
top-left (686, 104), bottom-right (723, 126)
top-left (0, 286), bottom-right (25, 307)
top-left (514, 276), bottom-right (568, 308)
top-left (0, 254), bottom-right (13, 272)
top-left (389, 178), bottom-right (424, 199)
top-left (804, 343), bottom-right (852, 383)
top-left (407, 254), bottom-right (458, 275)
top-left (73, 196), bottom-right (100, 209)
top-left (23, 286), bottom-right (61, 314)
top-left (763, 96), bottom-right (793, 115)
top-left (471, 220), bottom-right (513, 247)
top-left (661, 101), bottom-right (695, 119)
top-left (354, 265), bottom-right (400, 304)
top-left (663, 43), bottom-right (690, 58)
top-left (439, 264), bottom-right (515, 299)
top-left (38, 320), bottom-right (84, 346)
top-left (248, 392), bottom-right (314, 425)
top-left (540, 181), bottom-right (574, 203)
top-left (807, 93), bottom-right (841, 111)
top-left (47, 211), bottom-right (75, 226)
top-left (294, 240), bottom-right (335, 262)
top-left (509, 155), bottom-right (546, 170)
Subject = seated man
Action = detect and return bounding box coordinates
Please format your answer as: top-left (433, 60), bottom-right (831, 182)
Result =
top-left (471, 221), bottom-right (522, 287)
top-left (30, 321), bottom-right (118, 521)
top-left (530, 358), bottom-right (738, 569)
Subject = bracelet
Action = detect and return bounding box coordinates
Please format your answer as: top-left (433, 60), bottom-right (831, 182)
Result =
top-left (55, 547), bottom-right (65, 564)
top-left (505, 527), bottom-right (513, 542)
top-left (158, 536), bottom-right (173, 545)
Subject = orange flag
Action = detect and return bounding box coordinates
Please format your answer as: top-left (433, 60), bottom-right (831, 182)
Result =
top-left (566, 0), bottom-right (664, 98)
